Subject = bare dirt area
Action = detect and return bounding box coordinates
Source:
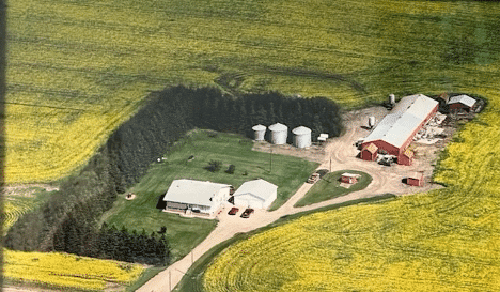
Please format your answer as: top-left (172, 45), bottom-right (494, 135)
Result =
top-left (136, 106), bottom-right (456, 292)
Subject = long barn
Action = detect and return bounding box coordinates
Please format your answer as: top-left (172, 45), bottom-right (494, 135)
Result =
top-left (359, 94), bottom-right (438, 166)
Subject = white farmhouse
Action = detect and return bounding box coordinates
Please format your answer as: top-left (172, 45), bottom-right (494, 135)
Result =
top-left (233, 179), bottom-right (278, 210)
top-left (163, 180), bottom-right (232, 216)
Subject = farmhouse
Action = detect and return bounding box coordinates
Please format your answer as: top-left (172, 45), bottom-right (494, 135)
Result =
top-left (232, 179), bottom-right (278, 210)
top-left (448, 94), bottom-right (476, 113)
top-left (359, 94), bottom-right (438, 166)
top-left (163, 180), bottom-right (233, 216)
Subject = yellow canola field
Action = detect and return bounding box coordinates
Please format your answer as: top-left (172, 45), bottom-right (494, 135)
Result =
top-left (2, 200), bottom-right (34, 234)
top-left (3, 249), bottom-right (144, 290)
top-left (203, 89), bottom-right (500, 290)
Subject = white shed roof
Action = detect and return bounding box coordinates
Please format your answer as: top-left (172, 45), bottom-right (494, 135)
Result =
top-left (362, 94), bottom-right (438, 149)
top-left (269, 123), bottom-right (287, 131)
top-left (342, 172), bottom-right (360, 178)
top-left (163, 180), bottom-right (232, 206)
top-left (233, 179), bottom-right (278, 201)
top-left (292, 126), bottom-right (312, 135)
top-left (252, 124), bottom-right (266, 131)
top-left (448, 95), bottom-right (475, 107)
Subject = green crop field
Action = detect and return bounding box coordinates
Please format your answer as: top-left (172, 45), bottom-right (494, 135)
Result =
top-left (294, 170), bottom-right (372, 207)
top-left (202, 91), bottom-right (500, 290)
top-left (101, 129), bottom-right (317, 261)
top-left (6, 0), bottom-right (500, 183)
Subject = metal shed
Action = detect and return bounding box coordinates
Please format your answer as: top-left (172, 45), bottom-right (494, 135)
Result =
top-left (269, 123), bottom-right (288, 145)
top-left (292, 126), bottom-right (312, 148)
top-left (252, 124), bottom-right (266, 141)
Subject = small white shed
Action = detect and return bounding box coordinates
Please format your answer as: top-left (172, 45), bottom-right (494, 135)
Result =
top-left (233, 179), bottom-right (278, 210)
top-left (252, 124), bottom-right (266, 141)
top-left (269, 123), bottom-right (288, 145)
top-left (292, 126), bottom-right (312, 148)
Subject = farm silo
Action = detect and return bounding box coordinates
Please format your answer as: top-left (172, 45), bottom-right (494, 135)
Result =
top-left (252, 124), bottom-right (267, 141)
top-left (269, 123), bottom-right (287, 145)
top-left (292, 126), bottom-right (312, 148)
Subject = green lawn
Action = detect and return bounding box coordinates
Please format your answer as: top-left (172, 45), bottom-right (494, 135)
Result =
top-left (294, 170), bottom-right (372, 207)
top-left (101, 129), bottom-right (318, 261)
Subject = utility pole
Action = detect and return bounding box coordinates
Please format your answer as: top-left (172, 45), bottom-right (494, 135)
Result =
top-left (329, 156), bottom-right (332, 172)
top-left (269, 145), bottom-right (272, 173)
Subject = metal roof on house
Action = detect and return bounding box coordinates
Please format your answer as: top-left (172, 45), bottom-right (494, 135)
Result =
top-left (448, 95), bottom-right (476, 107)
top-left (341, 173), bottom-right (361, 178)
top-left (163, 180), bottom-right (232, 206)
top-left (233, 179), bottom-right (278, 201)
top-left (362, 94), bottom-right (438, 149)
top-left (269, 123), bottom-right (287, 131)
top-left (292, 126), bottom-right (312, 135)
top-left (252, 124), bottom-right (266, 131)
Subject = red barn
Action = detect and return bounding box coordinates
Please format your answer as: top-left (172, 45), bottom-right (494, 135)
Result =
top-left (359, 94), bottom-right (438, 166)
top-left (448, 94), bottom-right (476, 113)
top-left (360, 143), bottom-right (378, 161)
top-left (407, 171), bottom-right (424, 186)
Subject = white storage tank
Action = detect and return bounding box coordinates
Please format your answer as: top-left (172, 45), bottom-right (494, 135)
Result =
top-left (269, 123), bottom-right (288, 145)
top-left (368, 117), bottom-right (376, 128)
top-left (252, 124), bottom-right (266, 141)
top-left (389, 94), bottom-right (396, 105)
top-left (292, 126), bottom-right (312, 148)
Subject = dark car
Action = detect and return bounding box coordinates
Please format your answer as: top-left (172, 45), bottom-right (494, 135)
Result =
top-left (228, 207), bottom-right (239, 215)
top-left (240, 208), bottom-right (254, 218)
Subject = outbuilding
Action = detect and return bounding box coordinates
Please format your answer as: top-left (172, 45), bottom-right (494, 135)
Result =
top-left (341, 173), bottom-right (361, 184)
top-left (407, 171), bottom-right (424, 186)
top-left (359, 94), bottom-right (438, 166)
top-left (163, 180), bottom-right (233, 216)
top-left (448, 94), bottom-right (476, 113)
top-left (292, 126), bottom-right (312, 148)
top-left (232, 179), bottom-right (278, 210)
top-left (360, 143), bottom-right (378, 161)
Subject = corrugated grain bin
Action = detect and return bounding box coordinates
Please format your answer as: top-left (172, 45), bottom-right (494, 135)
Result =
top-left (269, 123), bottom-right (287, 145)
top-left (292, 126), bottom-right (312, 148)
top-left (252, 124), bottom-right (267, 141)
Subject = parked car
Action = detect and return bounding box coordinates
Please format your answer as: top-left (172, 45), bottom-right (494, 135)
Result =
top-left (240, 208), bottom-right (254, 218)
top-left (228, 207), bottom-right (239, 215)
top-left (307, 173), bottom-right (320, 183)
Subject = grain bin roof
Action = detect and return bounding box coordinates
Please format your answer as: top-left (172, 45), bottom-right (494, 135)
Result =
top-left (362, 94), bottom-right (438, 149)
top-left (233, 179), bottom-right (278, 201)
top-left (448, 95), bottom-right (476, 107)
top-left (269, 123), bottom-right (287, 131)
top-left (292, 126), bottom-right (312, 135)
top-left (252, 124), bottom-right (266, 131)
top-left (163, 180), bottom-right (232, 205)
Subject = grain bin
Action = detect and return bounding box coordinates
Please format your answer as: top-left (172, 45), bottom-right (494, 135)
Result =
top-left (252, 124), bottom-right (266, 141)
top-left (292, 126), bottom-right (312, 148)
top-left (269, 123), bottom-right (287, 145)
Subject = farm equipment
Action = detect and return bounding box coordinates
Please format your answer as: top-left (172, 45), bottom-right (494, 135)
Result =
top-left (308, 173), bottom-right (320, 184)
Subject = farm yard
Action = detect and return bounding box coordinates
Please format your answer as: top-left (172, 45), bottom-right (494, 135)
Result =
top-left (101, 129), bottom-right (318, 262)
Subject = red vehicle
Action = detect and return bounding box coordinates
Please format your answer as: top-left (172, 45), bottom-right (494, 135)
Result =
top-left (228, 207), bottom-right (239, 215)
top-left (240, 208), bottom-right (254, 218)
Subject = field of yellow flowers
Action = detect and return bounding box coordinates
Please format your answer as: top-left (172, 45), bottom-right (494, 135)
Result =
top-left (2, 199), bottom-right (34, 234)
top-left (4, 249), bottom-right (144, 291)
top-left (7, 0), bottom-right (500, 183)
top-left (203, 87), bottom-right (500, 290)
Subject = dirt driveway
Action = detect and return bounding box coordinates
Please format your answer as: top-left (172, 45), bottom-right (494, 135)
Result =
top-left (135, 106), bottom-right (449, 292)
